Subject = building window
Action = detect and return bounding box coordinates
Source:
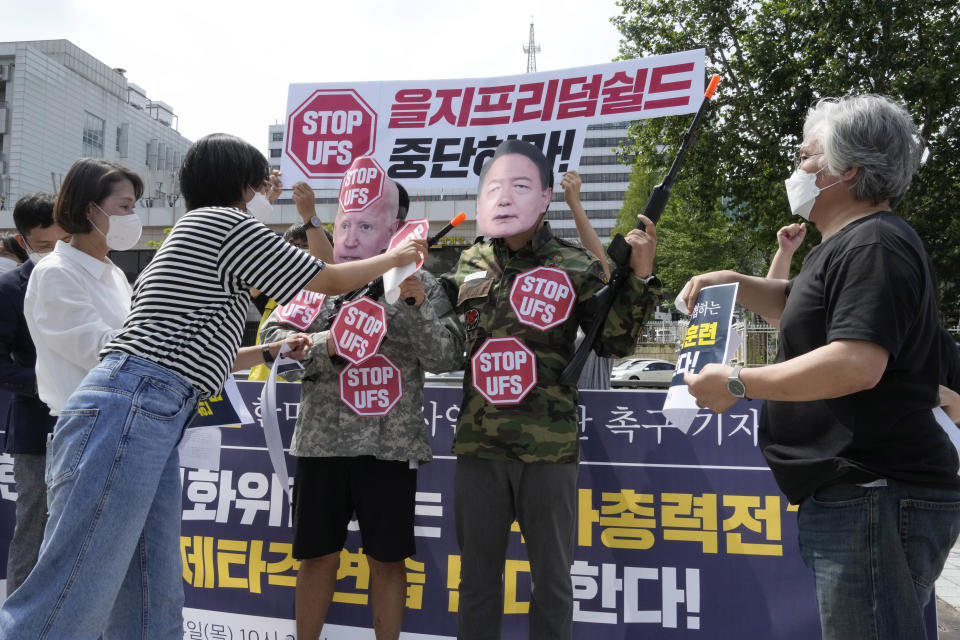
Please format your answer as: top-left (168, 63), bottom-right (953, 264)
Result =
top-left (269, 148), bottom-right (282, 158)
top-left (271, 131), bottom-right (283, 142)
top-left (583, 136), bottom-right (629, 149)
top-left (83, 112), bottom-right (106, 158)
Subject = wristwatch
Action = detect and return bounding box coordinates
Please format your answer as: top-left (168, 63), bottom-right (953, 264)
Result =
top-left (306, 215), bottom-right (322, 229)
top-left (637, 273), bottom-right (662, 289)
top-left (261, 344), bottom-right (275, 365)
top-left (727, 365), bottom-right (749, 400)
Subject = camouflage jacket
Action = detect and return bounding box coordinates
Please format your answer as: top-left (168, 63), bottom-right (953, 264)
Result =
top-left (260, 270), bottom-right (464, 463)
top-left (438, 223), bottom-right (660, 463)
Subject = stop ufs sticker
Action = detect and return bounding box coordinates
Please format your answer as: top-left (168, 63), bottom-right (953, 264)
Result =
top-left (329, 297), bottom-right (387, 365)
top-left (509, 267), bottom-right (575, 330)
top-left (338, 156), bottom-right (385, 213)
top-left (387, 219), bottom-right (430, 271)
top-left (274, 290), bottom-right (325, 331)
top-left (340, 354), bottom-right (403, 417)
top-left (471, 337), bottom-right (537, 405)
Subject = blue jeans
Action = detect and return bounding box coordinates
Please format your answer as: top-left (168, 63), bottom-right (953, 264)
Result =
top-left (798, 480), bottom-right (960, 640)
top-left (0, 353), bottom-right (198, 640)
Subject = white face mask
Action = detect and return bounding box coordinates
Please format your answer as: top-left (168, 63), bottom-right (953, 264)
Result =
top-left (0, 256), bottom-right (18, 273)
top-left (246, 191), bottom-right (274, 223)
top-left (91, 203), bottom-right (143, 251)
top-left (23, 239), bottom-right (52, 265)
top-left (784, 167), bottom-right (841, 220)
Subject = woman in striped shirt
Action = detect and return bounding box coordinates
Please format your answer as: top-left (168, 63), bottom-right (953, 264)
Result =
top-left (0, 134), bottom-right (426, 639)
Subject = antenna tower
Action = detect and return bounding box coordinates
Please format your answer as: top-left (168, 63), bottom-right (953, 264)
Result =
top-left (522, 20), bottom-right (540, 73)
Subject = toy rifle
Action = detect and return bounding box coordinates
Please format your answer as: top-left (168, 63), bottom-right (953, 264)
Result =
top-left (559, 75), bottom-right (721, 386)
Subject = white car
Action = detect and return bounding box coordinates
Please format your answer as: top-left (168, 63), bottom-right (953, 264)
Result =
top-left (610, 359), bottom-right (676, 387)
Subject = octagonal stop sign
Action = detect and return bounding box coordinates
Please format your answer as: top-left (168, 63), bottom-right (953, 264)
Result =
top-left (388, 218), bottom-right (430, 271)
top-left (339, 354), bottom-right (403, 417)
top-left (471, 337), bottom-right (537, 405)
top-left (286, 89), bottom-right (377, 179)
top-left (330, 297), bottom-right (387, 365)
top-left (509, 267), bottom-right (576, 330)
top-left (339, 156), bottom-right (385, 213)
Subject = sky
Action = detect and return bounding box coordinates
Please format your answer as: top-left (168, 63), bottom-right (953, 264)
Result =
top-left (7, 0), bottom-right (626, 157)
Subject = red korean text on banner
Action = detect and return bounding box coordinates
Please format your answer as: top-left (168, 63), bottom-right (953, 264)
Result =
top-left (329, 297), bottom-right (387, 365)
top-left (387, 219), bottom-right (430, 272)
top-left (471, 337), bottom-right (537, 405)
top-left (509, 267), bottom-right (575, 331)
top-left (339, 354), bottom-right (403, 417)
top-left (274, 291), bottom-right (325, 331)
top-left (338, 156), bottom-right (385, 213)
top-left (286, 89), bottom-right (378, 179)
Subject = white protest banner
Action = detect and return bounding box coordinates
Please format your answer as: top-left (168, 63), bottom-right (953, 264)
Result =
top-left (258, 344), bottom-right (305, 501)
top-left (663, 283), bottom-right (740, 433)
top-left (179, 375), bottom-right (255, 471)
top-left (281, 49), bottom-right (706, 189)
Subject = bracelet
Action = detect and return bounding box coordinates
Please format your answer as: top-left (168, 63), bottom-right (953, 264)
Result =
top-left (261, 343), bottom-right (275, 364)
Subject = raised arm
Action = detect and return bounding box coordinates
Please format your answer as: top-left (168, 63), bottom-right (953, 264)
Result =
top-left (293, 181), bottom-right (335, 264)
top-left (303, 237), bottom-right (427, 295)
top-left (562, 171), bottom-right (610, 280)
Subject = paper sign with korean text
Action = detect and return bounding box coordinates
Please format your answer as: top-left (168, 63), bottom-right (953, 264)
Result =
top-left (281, 49), bottom-right (706, 189)
top-left (663, 283), bottom-right (741, 433)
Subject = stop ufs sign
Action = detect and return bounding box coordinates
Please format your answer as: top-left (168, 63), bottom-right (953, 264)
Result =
top-left (330, 297), bottom-right (387, 365)
top-left (286, 89), bottom-right (377, 179)
top-left (387, 219), bottom-right (430, 271)
top-left (340, 354), bottom-right (403, 417)
top-left (274, 290), bottom-right (325, 331)
top-left (339, 156), bottom-right (385, 213)
top-left (509, 267), bottom-right (575, 331)
top-left (471, 337), bottom-right (537, 405)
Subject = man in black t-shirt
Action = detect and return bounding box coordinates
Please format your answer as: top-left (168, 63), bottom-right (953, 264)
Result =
top-left (681, 95), bottom-right (960, 640)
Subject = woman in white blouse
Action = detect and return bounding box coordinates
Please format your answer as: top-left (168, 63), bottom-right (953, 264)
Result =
top-left (24, 160), bottom-right (140, 415)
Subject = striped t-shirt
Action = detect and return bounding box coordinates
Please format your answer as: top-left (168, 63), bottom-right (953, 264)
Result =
top-left (102, 207), bottom-right (323, 397)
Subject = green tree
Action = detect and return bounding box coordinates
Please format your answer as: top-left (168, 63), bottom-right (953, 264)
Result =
top-left (614, 151), bottom-right (766, 301)
top-left (611, 0), bottom-right (960, 323)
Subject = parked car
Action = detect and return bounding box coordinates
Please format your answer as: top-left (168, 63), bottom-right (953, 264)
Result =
top-left (610, 359), bottom-right (676, 388)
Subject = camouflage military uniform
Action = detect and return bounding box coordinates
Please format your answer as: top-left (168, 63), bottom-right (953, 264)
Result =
top-left (441, 221), bottom-right (660, 640)
top-left (260, 270), bottom-right (464, 463)
top-left (439, 222), bottom-right (660, 462)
